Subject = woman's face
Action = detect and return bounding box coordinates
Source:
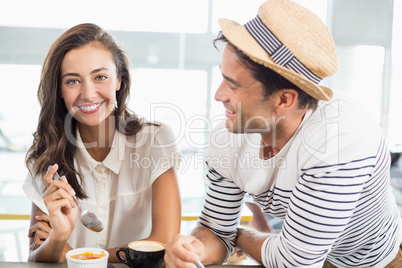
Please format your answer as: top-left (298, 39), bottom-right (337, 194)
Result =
top-left (60, 42), bottom-right (121, 127)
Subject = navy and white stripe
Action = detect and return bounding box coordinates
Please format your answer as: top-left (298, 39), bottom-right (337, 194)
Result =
top-left (245, 16), bottom-right (322, 84)
top-left (198, 166), bottom-right (246, 261)
top-left (199, 136), bottom-right (400, 267)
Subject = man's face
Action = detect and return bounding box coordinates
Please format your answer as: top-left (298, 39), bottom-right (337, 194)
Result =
top-left (214, 45), bottom-right (275, 133)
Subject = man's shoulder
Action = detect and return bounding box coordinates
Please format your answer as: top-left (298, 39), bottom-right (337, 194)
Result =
top-left (299, 90), bottom-right (384, 165)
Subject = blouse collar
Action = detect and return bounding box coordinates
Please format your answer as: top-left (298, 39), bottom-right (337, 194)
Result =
top-left (74, 128), bottom-right (125, 178)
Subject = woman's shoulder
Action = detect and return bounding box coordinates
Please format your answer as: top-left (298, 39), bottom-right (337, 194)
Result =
top-left (140, 120), bottom-right (175, 136)
top-left (125, 120), bottom-right (178, 147)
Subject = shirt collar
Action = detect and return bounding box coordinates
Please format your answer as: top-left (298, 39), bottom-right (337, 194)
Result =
top-left (103, 130), bottom-right (125, 174)
top-left (258, 108), bottom-right (314, 160)
top-left (75, 129), bottom-right (126, 177)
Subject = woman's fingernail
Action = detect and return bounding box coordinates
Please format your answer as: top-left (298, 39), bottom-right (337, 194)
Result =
top-left (71, 189), bottom-right (76, 196)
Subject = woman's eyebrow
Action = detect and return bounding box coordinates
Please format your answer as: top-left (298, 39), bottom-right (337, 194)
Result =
top-left (62, 72), bottom-right (80, 79)
top-left (91, 67), bottom-right (108, 74)
top-left (62, 67), bottom-right (109, 79)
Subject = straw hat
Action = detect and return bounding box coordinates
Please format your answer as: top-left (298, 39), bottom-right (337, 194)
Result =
top-left (218, 0), bottom-right (339, 101)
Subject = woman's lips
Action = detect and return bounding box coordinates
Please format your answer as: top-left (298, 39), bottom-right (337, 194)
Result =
top-left (76, 101), bottom-right (104, 114)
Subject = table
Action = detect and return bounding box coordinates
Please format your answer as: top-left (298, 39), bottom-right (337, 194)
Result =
top-left (0, 263), bottom-right (263, 267)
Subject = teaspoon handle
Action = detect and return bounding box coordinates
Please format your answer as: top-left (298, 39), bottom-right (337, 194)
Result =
top-left (194, 261), bottom-right (205, 268)
top-left (48, 165), bottom-right (61, 180)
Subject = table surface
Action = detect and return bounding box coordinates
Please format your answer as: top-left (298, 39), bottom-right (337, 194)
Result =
top-left (0, 263), bottom-right (263, 267)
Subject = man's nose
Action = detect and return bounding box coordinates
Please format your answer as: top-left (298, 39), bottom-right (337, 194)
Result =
top-left (214, 81), bottom-right (229, 103)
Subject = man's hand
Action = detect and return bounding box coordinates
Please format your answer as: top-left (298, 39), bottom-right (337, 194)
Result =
top-left (231, 247), bottom-right (245, 258)
top-left (235, 226), bottom-right (270, 265)
top-left (164, 234), bottom-right (205, 267)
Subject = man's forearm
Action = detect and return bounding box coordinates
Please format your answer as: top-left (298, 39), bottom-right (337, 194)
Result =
top-left (235, 226), bottom-right (270, 264)
top-left (191, 225), bottom-right (228, 265)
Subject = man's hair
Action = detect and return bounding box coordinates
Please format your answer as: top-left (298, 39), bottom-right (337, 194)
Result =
top-left (213, 34), bottom-right (318, 109)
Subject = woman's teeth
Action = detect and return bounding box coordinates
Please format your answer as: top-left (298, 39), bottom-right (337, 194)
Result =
top-left (79, 102), bottom-right (102, 111)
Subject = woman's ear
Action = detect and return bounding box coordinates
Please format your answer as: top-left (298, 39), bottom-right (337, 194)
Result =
top-left (116, 78), bottom-right (121, 91)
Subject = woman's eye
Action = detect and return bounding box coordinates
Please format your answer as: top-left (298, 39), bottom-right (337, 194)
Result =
top-left (66, 79), bottom-right (79, 85)
top-left (95, 75), bottom-right (107, 81)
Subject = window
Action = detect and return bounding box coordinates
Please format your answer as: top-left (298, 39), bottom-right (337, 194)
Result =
top-left (0, 0), bottom-right (209, 33)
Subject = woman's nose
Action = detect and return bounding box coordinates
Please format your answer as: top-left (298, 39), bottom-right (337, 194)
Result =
top-left (80, 81), bottom-right (97, 101)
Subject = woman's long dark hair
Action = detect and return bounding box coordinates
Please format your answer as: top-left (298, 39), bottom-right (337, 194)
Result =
top-left (26, 23), bottom-right (142, 199)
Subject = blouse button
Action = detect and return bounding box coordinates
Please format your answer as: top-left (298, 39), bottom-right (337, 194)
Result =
top-left (95, 165), bottom-right (104, 174)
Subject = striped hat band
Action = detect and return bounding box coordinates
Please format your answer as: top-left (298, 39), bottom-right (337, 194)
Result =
top-left (245, 15), bottom-right (322, 84)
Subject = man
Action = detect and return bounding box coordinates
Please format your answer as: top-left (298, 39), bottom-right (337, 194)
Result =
top-left (165, 0), bottom-right (402, 267)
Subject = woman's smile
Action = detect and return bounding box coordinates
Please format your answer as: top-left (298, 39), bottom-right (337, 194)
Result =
top-left (76, 101), bottom-right (105, 114)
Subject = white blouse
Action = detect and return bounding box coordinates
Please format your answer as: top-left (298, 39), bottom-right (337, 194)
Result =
top-left (23, 122), bottom-right (180, 249)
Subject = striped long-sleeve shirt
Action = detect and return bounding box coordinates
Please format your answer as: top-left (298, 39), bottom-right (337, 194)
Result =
top-left (199, 91), bottom-right (402, 267)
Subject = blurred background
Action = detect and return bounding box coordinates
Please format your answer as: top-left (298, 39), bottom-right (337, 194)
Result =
top-left (0, 0), bottom-right (401, 262)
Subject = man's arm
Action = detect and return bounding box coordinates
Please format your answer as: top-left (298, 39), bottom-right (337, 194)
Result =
top-left (164, 225), bottom-right (228, 267)
top-left (191, 225), bottom-right (228, 265)
top-left (235, 226), bottom-right (271, 265)
top-left (165, 158), bottom-right (245, 267)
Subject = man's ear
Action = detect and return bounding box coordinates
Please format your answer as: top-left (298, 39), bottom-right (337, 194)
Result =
top-left (277, 89), bottom-right (298, 111)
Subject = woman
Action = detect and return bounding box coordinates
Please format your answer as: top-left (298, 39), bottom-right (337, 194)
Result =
top-left (23, 23), bottom-right (181, 262)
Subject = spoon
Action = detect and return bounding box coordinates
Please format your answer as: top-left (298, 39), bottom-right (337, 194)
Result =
top-left (194, 261), bottom-right (205, 268)
top-left (47, 165), bottom-right (104, 232)
top-left (182, 243), bottom-right (205, 268)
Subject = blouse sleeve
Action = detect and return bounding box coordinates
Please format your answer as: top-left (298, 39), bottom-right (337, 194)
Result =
top-left (22, 168), bottom-right (49, 215)
top-left (148, 123), bottom-right (182, 185)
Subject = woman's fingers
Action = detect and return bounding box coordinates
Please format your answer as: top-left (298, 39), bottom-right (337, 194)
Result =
top-left (44, 164), bottom-right (76, 199)
top-left (35, 214), bottom-right (50, 224)
top-left (46, 197), bottom-right (75, 215)
top-left (28, 220), bottom-right (51, 238)
top-left (43, 181), bottom-right (77, 211)
top-left (28, 214), bottom-right (52, 251)
top-left (45, 164), bottom-right (59, 186)
top-left (31, 229), bottom-right (49, 243)
top-left (29, 230), bottom-right (48, 251)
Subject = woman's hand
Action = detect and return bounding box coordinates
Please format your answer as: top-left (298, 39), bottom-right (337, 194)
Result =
top-left (28, 214), bottom-right (51, 251)
top-left (43, 164), bottom-right (78, 241)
